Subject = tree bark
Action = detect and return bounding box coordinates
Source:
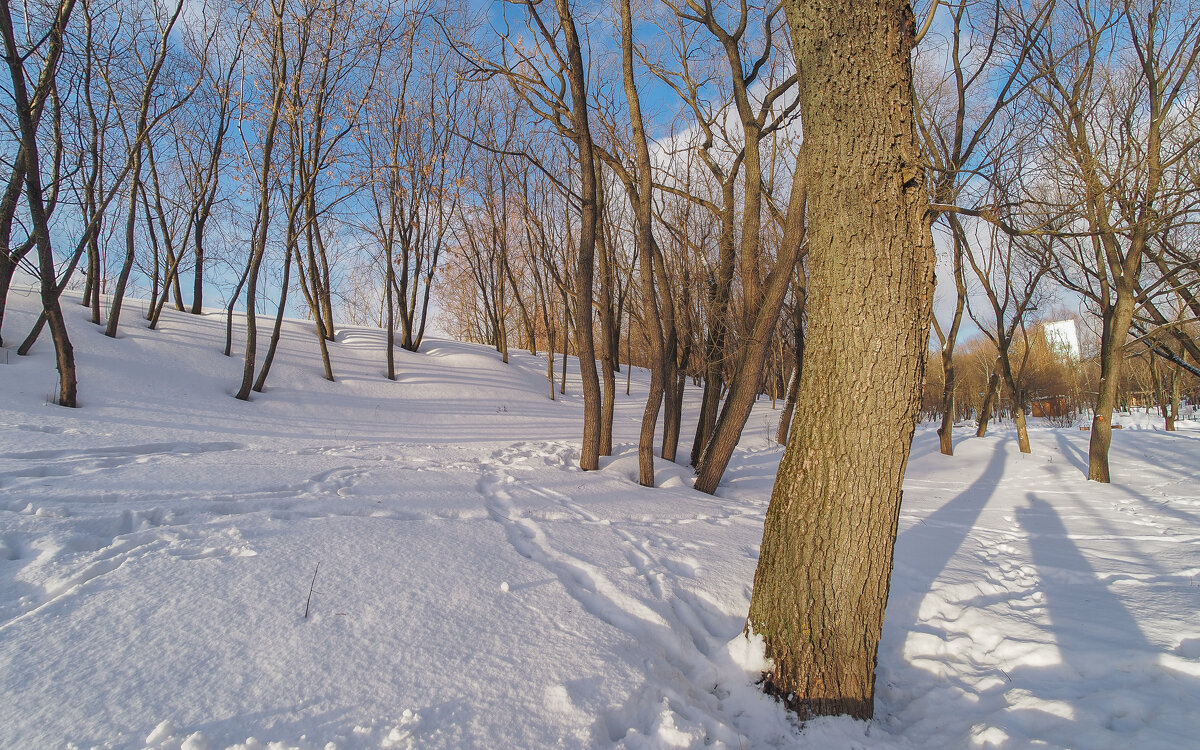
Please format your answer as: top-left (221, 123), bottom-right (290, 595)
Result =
top-left (996, 341), bottom-right (1030, 453)
top-left (935, 225), bottom-right (967, 455)
top-left (975, 365), bottom-right (1000, 437)
top-left (747, 0), bottom-right (934, 720)
top-left (0, 0), bottom-right (78, 406)
top-left (692, 176), bottom-right (804, 495)
top-left (554, 0), bottom-right (602, 470)
top-left (1168, 357), bottom-right (1180, 432)
top-left (775, 291), bottom-right (805, 445)
top-left (1088, 284), bottom-right (1135, 482)
top-left (235, 8), bottom-right (287, 401)
top-left (253, 245), bottom-right (293, 393)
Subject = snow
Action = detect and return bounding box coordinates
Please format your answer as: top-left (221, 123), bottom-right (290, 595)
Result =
top-left (2, 290), bottom-right (1199, 749)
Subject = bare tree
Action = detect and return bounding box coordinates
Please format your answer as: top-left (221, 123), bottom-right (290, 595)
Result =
top-left (0, 0), bottom-right (78, 405)
top-left (102, 0), bottom-right (189, 339)
top-left (486, 0), bottom-right (605, 469)
top-left (232, 0), bottom-right (289, 401)
top-left (1025, 0), bottom-right (1200, 481)
top-left (965, 221), bottom-right (1053, 453)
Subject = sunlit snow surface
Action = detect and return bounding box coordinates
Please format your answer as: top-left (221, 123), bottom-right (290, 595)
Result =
top-left (1, 290), bottom-right (1198, 749)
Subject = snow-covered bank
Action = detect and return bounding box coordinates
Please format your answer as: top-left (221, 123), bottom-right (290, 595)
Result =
top-left (1, 292), bottom-right (1198, 749)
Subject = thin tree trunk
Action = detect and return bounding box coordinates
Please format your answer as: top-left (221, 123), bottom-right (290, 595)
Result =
top-left (224, 261), bottom-right (250, 357)
top-left (385, 247), bottom-right (396, 381)
top-left (1167, 358), bottom-right (1180, 431)
top-left (104, 154), bottom-right (143, 338)
top-left (560, 292), bottom-right (569, 395)
top-left (547, 322), bottom-right (556, 400)
top-left (625, 313), bottom-right (632, 395)
top-left (690, 179), bottom-right (737, 467)
top-left (775, 297), bottom-right (805, 445)
top-left (253, 245), bottom-right (293, 393)
top-left (1, 0), bottom-right (78, 406)
top-left (692, 380), bottom-right (715, 459)
top-left (997, 345), bottom-right (1030, 453)
top-left (596, 174), bottom-right (617, 456)
top-left (693, 176), bottom-right (805, 495)
top-left (235, 9), bottom-right (287, 401)
top-left (935, 226), bottom-right (967, 454)
top-left (555, 0), bottom-right (602, 471)
top-left (937, 358), bottom-right (957, 453)
top-left (975, 365), bottom-right (1000, 437)
top-left (1088, 287), bottom-right (1136, 482)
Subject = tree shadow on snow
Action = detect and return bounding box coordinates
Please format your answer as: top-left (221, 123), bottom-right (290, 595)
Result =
top-left (1019, 493), bottom-right (1151, 656)
top-left (1051, 430), bottom-right (1090, 476)
top-left (879, 491), bottom-right (1200, 747)
top-left (888, 438), bottom-right (1009, 636)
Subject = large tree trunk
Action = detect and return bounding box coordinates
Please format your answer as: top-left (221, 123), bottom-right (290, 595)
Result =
top-left (747, 0), bottom-right (934, 720)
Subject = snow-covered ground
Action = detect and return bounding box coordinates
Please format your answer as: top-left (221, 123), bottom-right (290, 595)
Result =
top-left (1, 289), bottom-right (1199, 749)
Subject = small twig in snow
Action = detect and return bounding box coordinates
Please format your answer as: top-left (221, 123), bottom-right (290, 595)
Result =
top-left (304, 562), bottom-right (321, 619)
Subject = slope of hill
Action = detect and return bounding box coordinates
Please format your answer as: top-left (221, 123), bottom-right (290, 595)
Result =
top-left (2, 291), bottom-right (1199, 749)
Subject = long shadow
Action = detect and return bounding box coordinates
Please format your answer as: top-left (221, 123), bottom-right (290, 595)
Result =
top-left (1052, 430), bottom-right (1089, 475)
top-left (1114, 480), bottom-right (1200, 528)
top-left (880, 485), bottom-right (1199, 745)
top-left (888, 439), bottom-right (1009, 634)
top-left (1054, 430), bottom-right (1200, 527)
top-left (1018, 494), bottom-right (1150, 658)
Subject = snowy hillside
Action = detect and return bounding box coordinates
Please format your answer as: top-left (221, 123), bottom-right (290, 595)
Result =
top-left (2, 291), bottom-right (1199, 749)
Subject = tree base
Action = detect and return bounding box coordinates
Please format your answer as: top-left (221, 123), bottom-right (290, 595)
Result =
top-left (761, 672), bottom-right (874, 721)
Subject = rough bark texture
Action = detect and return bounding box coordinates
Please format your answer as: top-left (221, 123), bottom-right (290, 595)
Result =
top-left (746, 0), bottom-right (934, 720)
